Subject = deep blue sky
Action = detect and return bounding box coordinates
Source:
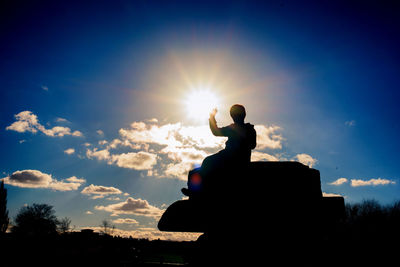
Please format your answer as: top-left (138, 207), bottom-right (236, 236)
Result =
top-left (1, 0), bottom-right (400, 240)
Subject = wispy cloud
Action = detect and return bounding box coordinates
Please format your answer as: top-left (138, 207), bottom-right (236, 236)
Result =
top-left (64, 148), bottom-right (75, 155)
top-left (111, 152), bottom-right (158, 170)
top-left (351, 178), bottom-right (396, 187)
top-left (345, 120), bottom-right (356, 127)
top-left (329, 177), bottom-right (396, 187)
top-left (251, 151), bottom-right (280, 162)
top-left (329, 177), bottom-right (348, 185)
top-left (66, 176), bottom-right (86, 183)
top-left (1, 170), bottom-right (84, 191)
top-left (323, 192), bottom-right (344, 197)
top-left (81, 184), bottom-right (123, 199)
top-left (55, 117), bottom-right (69, 123)
top-left (112, 218), bottom-right (139, 225)
top-left (79, 226), bottom-right (201, 241)
top-left (6, 111), bottom-right (83, 137)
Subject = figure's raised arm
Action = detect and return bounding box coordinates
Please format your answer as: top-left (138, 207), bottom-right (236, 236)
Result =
top-left (209, 108), bottom-right (227, 137)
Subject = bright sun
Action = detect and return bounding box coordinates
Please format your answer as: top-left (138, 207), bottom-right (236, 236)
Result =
top-left (184, 89), bottom-right (220, 121)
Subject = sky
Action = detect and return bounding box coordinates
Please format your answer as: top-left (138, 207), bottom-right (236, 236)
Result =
top-left (1, 0), bottom-right (400, 240)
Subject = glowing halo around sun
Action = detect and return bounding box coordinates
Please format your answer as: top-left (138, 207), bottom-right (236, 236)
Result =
top-left (184, 89), bottom-right (220, 121)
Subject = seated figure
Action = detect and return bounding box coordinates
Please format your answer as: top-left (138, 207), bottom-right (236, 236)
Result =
top-left (182, 104), bottom-right (257, 198)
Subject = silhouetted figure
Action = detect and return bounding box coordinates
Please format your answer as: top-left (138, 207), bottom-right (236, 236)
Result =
top-left (159, 161), bottom-right (347, 265)
top-left (204, 104), bottom-right (256, 168)
top-left (158, 105), bottom-right (348, 265)
top-left (182, 104), bottom-right (256, 198)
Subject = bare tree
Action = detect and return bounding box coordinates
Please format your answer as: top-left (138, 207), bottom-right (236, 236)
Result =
top-left (100, 219), bottom-right (115, 236)
top-left (58, 217), bottom-right (71, 234)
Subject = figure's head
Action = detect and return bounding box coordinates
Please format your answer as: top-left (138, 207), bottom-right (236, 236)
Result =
top-left (230, 104), bottom-right (246, 123)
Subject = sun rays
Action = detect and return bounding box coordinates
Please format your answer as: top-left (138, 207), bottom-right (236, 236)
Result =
top-left (184, 89), bottom-right (220, 121)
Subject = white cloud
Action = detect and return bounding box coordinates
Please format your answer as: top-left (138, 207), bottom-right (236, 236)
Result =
top-left (85, 211), bottom-right (93, 215)
top-left (112, 218), bottom-right (139, 225)
top-left (161, 146), bottom-right (207, 163)
top-left (86, 148), bottom-right (111, 161)
top-left (40, 126), bottom-right (74, 137)
top-left (96, 130), bottom-right (104, 136)
top-left (95, 197), bottom-right (164, 218)
top-left (251, 151), bottom-right (279, 162)
top-left (112, 120), bottom-right (281, 175)
top-left (64, 148), bottom-right (75, 155)
top-left (90, 195), bottom-right (105, 200)
top-left (48, 180), bottom-right (83, 191)
top-left (1, 170), bottom-right (84, 191)
top-left (111, 152), bottom-right (158, 170)
top-left (6, 111), bottom-right (39, 133)
top-left (254, 125), bottom-right (283, 150)
top-left (81, 184), bottom-right (122, 198)
top-left (41, 85), bottom-right (49, 91)
top-left (72, 130), bottom-right (83, 137)
top-left (106, 196), bottom-right (121, 201)
top-left (329, 178), bottom-right (348, 186)
top-left (163, 162), bottom-right (195, 180)
top-left (120, 122), bottom-right (281, 151)
top-left (83, 119), bottom-right (293, 180)
top-left (146, 118), bottom-right (158, 123)
top-left (351, 178), bottom-right (396, 187)
top-left (86, 147), bottom-right (157, 171)
top-left (66, 176), bottom-right (86, 183)
top-left (79, 226), bottom-right (201, 241)
top-left (55, 117), bottom-right (69, 123)
top-left (294, 153), bottom-right (317, 168)
top-left (329, 177), bottom-right (396, 187)
top-left (323, 192), bottom-right (344, 197)
top-left (99, 140), bottom-right (108, 145)
top-left (6, 111), bottom-right (83, 137)
top-left (118, 121), bottom-right (224, 149)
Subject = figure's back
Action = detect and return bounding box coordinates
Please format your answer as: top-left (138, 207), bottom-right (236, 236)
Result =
top-left (222, 122), bottom-right (256, 161)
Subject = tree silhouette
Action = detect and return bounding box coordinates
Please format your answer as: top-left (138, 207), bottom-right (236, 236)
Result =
top-left (0, 180), bottom-right (9, 234)
top-left (12, 203), bottom-right (59, 236)
top-left (100, 219), bottom-right (115, 235)
top-left (58, 217), bottom-right (71, 234)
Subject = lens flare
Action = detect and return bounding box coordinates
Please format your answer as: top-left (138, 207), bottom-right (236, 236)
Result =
top-left (189, 171), bottom-right (202, 192)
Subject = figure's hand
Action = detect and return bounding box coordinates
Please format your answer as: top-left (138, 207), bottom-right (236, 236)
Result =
top-left (210, 108), bottom-right (217, 117)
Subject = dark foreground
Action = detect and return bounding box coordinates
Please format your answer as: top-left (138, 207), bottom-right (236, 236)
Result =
top-left (1, 200), bottom-right (400, 267)
top-left (2, 161), bottom-right (400, 266)
top-left (0, 232), bottom-right (195, 267)
top-left (156, 162), bottom-right (400, 266)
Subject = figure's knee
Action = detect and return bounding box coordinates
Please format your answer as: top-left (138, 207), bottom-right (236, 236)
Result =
top-left (201, 154), bottom-right (217, 170)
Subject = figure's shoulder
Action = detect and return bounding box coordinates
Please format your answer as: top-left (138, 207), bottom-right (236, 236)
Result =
top-left (245, 123), bottom-right (255, 129)
top-left (226, 123), bottom-right (235, 129)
